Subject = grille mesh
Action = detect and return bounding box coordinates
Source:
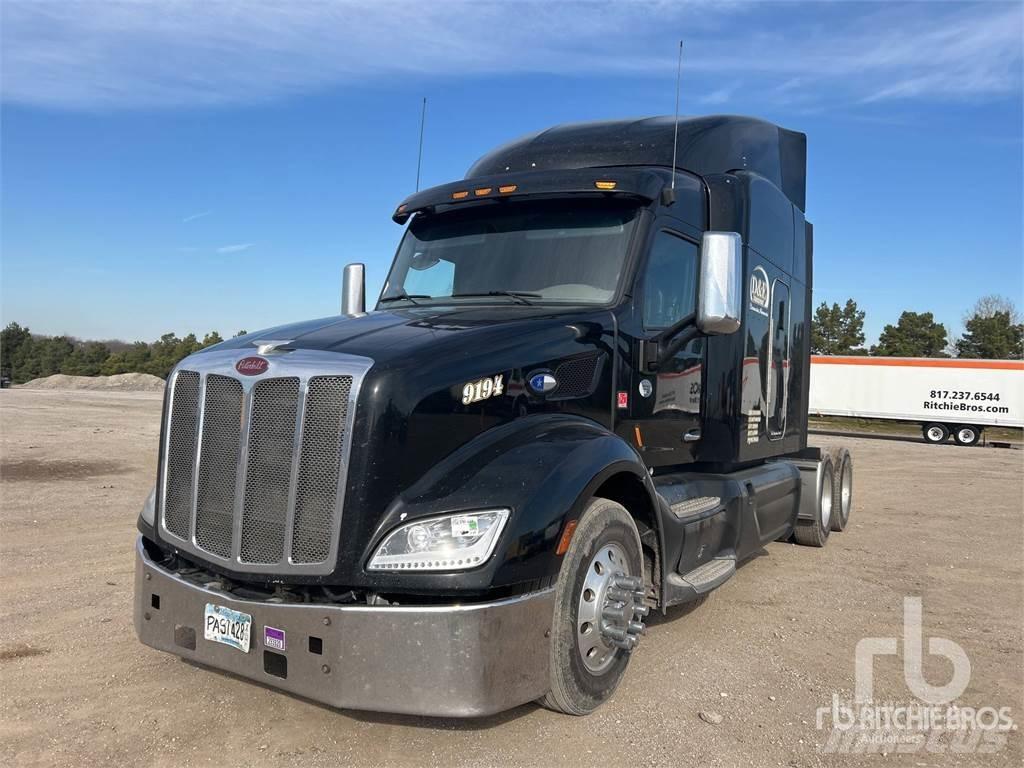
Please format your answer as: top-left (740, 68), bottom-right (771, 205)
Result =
top-left (291, 376), bottom-right (351, 563)
top-left (163, 371), bottom-right (200, 540)
top-left (553, 353), bottom-right (602, 398)
top-left (160, 365), bottom-right (354, 571)
top-left (194, 375), bottom-right (243, 558)
top-left (240, 378), bottom-right (300, 563)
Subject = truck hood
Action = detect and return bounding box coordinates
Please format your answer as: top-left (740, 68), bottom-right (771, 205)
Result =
top-left (210, 305), bottom-right (608, 368)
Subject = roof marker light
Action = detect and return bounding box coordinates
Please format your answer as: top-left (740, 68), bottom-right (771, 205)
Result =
top-left (451, 190), bottom-right (469, 200)
top-left (595, 180), bottom-right (617, 190)
top-left (474, 187), bottom-right (492, 196)
top-left (498, 184), bottom-right (518, 194)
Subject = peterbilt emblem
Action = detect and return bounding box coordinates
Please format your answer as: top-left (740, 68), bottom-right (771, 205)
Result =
top-left (528, 372), bottom-right (558, 394)
top-left (749, 266), bottom-right (770, 317)
top-left (235, 356), bottom-right (270, 376)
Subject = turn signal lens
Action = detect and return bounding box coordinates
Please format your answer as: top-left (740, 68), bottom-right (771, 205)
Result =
top-left (556, 519), bottom-right (579, 556)
top-left (474, 187), bottom-right (492, 196)
top-left (452, 190), bottom-right (469, 200)
top-left (595, 180), bottom-right (617, 190)
top-left (498, 184), bottom-right (518, 194)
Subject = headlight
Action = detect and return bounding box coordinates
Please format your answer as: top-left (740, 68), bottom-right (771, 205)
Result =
top-left (367, 509), bottom-right (510, 572)
top-left (139, 486), bottom-right (156, 526)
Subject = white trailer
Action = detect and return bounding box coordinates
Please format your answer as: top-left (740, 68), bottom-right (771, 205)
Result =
top-left (809, 356), bottom-right (1024, 445)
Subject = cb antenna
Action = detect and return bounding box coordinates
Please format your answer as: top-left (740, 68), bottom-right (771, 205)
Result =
top-left (415, 97), bottom-right (427, 192)
top-left (664, 40), bottom-right (683, 206)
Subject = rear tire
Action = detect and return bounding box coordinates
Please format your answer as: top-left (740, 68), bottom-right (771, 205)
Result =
top-left (922, 423), bottom-right (949, 444)
top-left (828, 447), bottom-right (853, 532)
top-left (794, 454), bottom-right (833, 547)
top-left (953, 424), bottom-right (981, 447)
top-left (540, 497), bottom-right (645, 716)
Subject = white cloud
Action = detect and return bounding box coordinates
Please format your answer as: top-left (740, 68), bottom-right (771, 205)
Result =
top-left (216, 243), bottom-right (254, 254)
top-left (182, 211), bottom-right (212, 223)
top-left (700, 85), bottom-right (736, 106)
top-left (0, 1), bottom-right (1019, 111)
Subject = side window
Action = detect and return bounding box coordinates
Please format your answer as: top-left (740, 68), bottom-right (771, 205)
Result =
top-left (767, 280), bottom-right (790, 438)
top-left (642, 231), bottom-right (698, 330)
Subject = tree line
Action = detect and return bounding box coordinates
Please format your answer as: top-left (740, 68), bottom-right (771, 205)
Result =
top-left (811, 295), bottom-right (1023, 359)
top-left (1, 293), bottom-right (1020, 385)
top-left (0, 325), bottom-right (248, 384)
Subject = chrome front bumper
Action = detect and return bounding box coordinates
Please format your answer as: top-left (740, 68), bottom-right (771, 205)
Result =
top-left (134, 537), bottom-right (554, 717)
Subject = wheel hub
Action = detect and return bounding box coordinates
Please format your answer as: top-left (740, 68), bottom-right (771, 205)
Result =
top-left (576, 543), bottom-right (648, 674)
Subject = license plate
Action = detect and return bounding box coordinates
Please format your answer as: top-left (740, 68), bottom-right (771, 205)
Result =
top-left (203, 603), bottom-right (251, 653)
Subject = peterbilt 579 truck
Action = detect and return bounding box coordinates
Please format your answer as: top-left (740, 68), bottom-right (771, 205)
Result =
top-left (134, 115), bottom-right (854, 717)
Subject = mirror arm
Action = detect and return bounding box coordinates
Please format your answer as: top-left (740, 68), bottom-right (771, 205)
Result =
top-left (658, 325), bottom-right (701, 368)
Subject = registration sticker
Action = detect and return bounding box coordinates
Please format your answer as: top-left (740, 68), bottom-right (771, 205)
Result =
top-left (264, 626), bottom-right (286, 651)
top-left (204, 603), bottom-right (251, 653)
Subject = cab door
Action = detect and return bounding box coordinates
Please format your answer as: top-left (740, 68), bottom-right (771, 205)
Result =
top-left (631, 227), bottom-right (704, 466)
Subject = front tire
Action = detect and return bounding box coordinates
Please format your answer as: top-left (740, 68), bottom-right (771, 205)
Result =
top-left (953, 424), bottom-right (981, 446)
top-left (922, 423), bottom-right (949, 444)
top-left (541, 497), bottom-right (646, 715)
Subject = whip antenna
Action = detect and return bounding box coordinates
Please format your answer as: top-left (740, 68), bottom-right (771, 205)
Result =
top-left (415, 97), bottom-right (427, 192)
top-left (670, 40), bottom-right (683, 192)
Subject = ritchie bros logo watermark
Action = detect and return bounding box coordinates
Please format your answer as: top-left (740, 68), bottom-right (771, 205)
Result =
top-left (816, 597), bottom-right (1016, 755)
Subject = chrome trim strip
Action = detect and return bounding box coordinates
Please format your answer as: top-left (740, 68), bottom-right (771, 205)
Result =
top-left (158, 348), bottom-right (373, 576)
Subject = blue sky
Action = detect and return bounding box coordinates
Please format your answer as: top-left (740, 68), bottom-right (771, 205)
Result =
top-left (1, 0), bottom-right (1021, 345)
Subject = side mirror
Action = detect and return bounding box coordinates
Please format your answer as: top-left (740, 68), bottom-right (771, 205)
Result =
top-left (341, 263), bottom-right (366, 316)
top-left (697, 232), bottom-right (742, 335)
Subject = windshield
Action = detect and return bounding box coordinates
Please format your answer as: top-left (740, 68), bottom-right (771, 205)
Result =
top-left (380, 199), bottom-right (640, 306)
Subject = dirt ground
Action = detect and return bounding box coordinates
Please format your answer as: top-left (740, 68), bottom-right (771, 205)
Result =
top-left (1, 389), bottom-right (1021, 767)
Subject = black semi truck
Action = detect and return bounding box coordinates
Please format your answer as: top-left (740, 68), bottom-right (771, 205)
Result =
top-left (134, 115), bottom-right (854, 717)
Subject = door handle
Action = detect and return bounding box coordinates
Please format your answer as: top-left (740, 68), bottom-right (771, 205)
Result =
top-left (683, 429), bottom-right (702, 443)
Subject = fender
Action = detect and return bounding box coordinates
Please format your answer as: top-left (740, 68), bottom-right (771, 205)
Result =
top-left (362, 414), bottom-right (661, 596)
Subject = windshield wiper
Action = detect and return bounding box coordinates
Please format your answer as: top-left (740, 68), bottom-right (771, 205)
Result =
top-left (450, 290), bottom-right (541, 306)
top-left (379, 290), bottom-right (430, 306)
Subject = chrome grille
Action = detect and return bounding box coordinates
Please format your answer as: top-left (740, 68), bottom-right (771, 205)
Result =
top-left (158, 350), bottom-right (370, 575)
top-left (292, 376), bottom-right (351, 563)
top-left (240, 377), bottom-right (300, 563)
top-left (163, 370), bottom-right (200, 540)
top-left (194, 375), bottom-right (243, 558)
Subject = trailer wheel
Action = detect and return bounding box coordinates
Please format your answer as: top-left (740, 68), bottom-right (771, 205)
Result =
top-left (953, 424), bottom-right (981, 447)
top-left (828, 447), bottom-right (853, 532)
top-left (540, 497), bottom-right (646, 716)
top-left (922, 423), bottom-right (949, 444)
top-left (794, 453), bottom-right (833, 547)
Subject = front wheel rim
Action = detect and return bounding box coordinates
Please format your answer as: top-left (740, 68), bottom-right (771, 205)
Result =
top-left (576, 543), bottom-right (646, 675)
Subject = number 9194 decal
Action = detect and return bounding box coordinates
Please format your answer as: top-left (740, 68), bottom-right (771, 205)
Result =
top-left (461, 375), bottom-right (505, 405)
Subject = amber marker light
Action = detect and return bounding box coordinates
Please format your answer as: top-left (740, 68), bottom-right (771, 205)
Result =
top-left (452, 190), bottom-right (470, 199)
top-left (595, 180), bottom-right (617, 190)
top-left (556, 519), bottom-right (579, 556)
top-left (474, 187), bottom-right (492, 196)
top-left (498, 184), bottom-right (518, 194)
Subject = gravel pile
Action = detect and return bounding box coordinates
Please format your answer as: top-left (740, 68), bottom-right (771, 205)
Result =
top-left (16, 373), bottom-right (166, 392)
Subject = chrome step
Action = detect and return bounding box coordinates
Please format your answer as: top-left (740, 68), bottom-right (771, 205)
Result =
top-left (669, 495), bottom-right (721, 520)
top-left (670, 556), bottom-right (737, 594)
